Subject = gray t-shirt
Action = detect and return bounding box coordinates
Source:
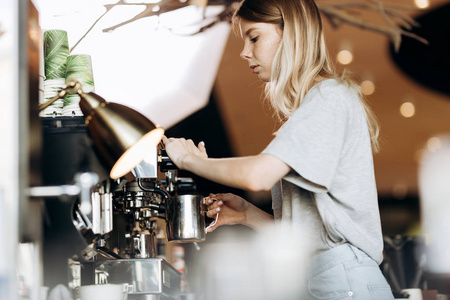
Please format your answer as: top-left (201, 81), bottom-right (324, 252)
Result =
top-left (262, 79), bottom-right (383, 264)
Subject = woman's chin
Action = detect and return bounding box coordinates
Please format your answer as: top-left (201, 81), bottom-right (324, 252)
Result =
top-left (257, 74), bottom-right (270, 82)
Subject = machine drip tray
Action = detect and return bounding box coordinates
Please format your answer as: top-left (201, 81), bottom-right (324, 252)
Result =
top-left (94, 258), bottom-right (181, 300)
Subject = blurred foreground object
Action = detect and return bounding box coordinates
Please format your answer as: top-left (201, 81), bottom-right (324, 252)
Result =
top-left (419, 134), bottom-right (450, 273)
top-left (198, 223), bottom-right (311, 300)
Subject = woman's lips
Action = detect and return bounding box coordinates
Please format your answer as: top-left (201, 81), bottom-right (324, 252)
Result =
top-left (250, 65), bottom-right (260, 73)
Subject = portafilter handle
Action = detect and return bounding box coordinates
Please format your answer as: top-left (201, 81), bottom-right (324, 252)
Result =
top-left (158, 149), bottom-right (178, 172)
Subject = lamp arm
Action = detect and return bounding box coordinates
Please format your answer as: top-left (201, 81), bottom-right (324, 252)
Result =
top-left (38, 88), bottom-right (68, 112)
top-left (38, 79), bottom-right (83, 112)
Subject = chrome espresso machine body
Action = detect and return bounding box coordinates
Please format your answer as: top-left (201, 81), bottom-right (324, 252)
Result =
top-left (68, 146), bottom-right (208, 300)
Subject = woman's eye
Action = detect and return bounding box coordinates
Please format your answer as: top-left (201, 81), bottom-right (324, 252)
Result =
top-left (251, 36), bottom-right (259, 43)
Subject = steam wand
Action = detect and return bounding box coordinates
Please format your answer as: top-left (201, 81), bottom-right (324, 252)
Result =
top-left (28, 172), bottom-right (99, 215)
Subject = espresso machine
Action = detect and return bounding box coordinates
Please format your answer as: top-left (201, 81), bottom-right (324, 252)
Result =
top-left (39, 114), bottom-right (211, 300)
top-left (66, 144), bottom-right (211, 300)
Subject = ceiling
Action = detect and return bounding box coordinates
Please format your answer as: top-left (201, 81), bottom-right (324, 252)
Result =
top-left (213, 0), bottom-right (450, 200)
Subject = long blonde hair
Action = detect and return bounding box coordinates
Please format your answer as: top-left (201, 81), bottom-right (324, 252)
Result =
top-left (232, 0), bottom-right (380, 152)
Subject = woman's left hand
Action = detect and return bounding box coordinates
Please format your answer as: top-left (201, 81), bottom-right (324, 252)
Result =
top-left (162, 136), bottom-right (208, 169)
top-left (204, 193), bottom-right (249, 232)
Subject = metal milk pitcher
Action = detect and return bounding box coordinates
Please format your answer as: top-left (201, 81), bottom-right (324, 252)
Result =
top-left (166, 194), bottom-right (208, 242)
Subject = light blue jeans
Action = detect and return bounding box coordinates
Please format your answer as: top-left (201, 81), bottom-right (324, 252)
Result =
top-left (304, 244), bottom-right (394, 300)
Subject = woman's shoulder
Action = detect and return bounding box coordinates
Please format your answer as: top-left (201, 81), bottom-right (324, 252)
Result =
top-left (315, 78), bottom-right (357, 94)
top-left (292, 79), bottom-right (362, 121)
top-left (308, 78), bottom-right (360, 104)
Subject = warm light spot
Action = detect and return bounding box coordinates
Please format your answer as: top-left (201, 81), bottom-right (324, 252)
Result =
top-left (414, 0), bottom-right (430, 9)
top-left (152, 5), bottom-right (161, 12)
top-left (392, 183), bottom-right (408, 200)
top-left (400, 102), bottom-right (415, 118)
top-left (110, 128), bottom-right (165, 179)
top-left (361, 80), bottom-right (375, 95)
top-left (427, 137), bottom-right (442, 153)
top-left (337, 50), bottom-right (353, 65)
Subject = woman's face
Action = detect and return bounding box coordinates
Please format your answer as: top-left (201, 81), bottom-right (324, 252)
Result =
top-left (239, 19), bottom-right (283, 82)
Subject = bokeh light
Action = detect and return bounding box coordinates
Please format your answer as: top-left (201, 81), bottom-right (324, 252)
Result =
top-left (400, 102), bottom-right (415, 118)
top-left (337, 50), bottom-right (353, 65)
top-left (414, 0), bottom-right (430, 9)
top-left (361, 80), bottom-right (375, 96)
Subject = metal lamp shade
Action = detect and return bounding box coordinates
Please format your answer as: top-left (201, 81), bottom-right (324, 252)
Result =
top-left (79, 92), bottom-right (164, 179)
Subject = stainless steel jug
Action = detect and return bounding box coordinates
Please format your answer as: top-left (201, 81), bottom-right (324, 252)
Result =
top-left (166, 194), bottom-right (212, 242)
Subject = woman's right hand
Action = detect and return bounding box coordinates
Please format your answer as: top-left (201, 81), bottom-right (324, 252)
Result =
top-left (204, 193), bottom-right (248, 232)
top-left (162, 136), bottom-right (207, 170)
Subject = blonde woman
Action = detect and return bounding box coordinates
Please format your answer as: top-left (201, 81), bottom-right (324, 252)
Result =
top-left (163, 0), bottom-right (393, 298)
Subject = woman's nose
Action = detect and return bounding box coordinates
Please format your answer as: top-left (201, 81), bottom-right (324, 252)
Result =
top-left (240, 45), bottom-right (252, 60)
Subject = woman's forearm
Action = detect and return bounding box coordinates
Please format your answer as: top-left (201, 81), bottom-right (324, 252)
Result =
top-left (162, 136), bottom-right (290, 192)
top-left (182, 155), bottom-right (261, 190)
top-left (182, 154), bottom-right (289, 192)
top-left (244, 201), bottom-right (274, 230)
